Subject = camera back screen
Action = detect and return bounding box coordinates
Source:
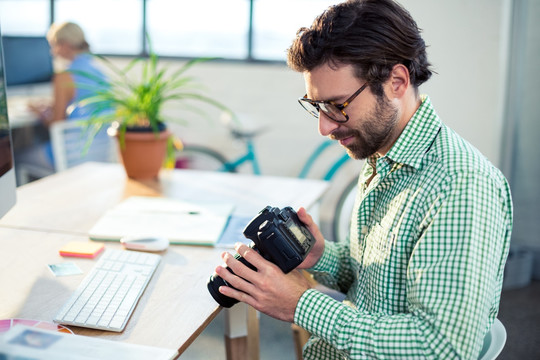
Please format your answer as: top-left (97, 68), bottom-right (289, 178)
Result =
top-left (288, 221), bottom-right (307, 245)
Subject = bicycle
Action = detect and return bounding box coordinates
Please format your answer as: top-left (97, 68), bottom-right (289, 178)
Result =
top-left (174, 119), bottom-right (361, 242)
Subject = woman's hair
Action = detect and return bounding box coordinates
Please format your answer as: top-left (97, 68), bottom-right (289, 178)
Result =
top-left (47, 22), bottom-right (90, 51)
top-left (287, 0), bottom-right (432, 95)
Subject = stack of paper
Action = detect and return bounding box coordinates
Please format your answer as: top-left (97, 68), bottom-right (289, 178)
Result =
top-left (88, 196), bottom-right (235, 246)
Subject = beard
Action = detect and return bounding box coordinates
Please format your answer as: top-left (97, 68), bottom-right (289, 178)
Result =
top-left (330, 95), bottom-right (399, 160)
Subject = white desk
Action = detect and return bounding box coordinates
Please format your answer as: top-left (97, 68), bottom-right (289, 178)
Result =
top-left (7, 95), bottom-right (41, 129)
top-left (0, 162), bottom-right (329, 359)
top-left (0, 162), bottom-right (328, 234)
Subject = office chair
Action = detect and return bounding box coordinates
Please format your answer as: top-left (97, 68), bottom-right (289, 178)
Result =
top-left (49, 121), bottom-right (117, 171)
top-left (17, 121), bottom-right (117, 184)
top-left (478, 318), bottom-right (507, 360)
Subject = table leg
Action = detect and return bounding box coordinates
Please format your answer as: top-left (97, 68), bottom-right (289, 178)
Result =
top-left (224, 303), bottom-right (260, 360)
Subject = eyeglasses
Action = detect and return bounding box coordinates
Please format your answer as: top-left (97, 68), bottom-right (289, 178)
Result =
top-left (298, 83), bottom-right (368, 123)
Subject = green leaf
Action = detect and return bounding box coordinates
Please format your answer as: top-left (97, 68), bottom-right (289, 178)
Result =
top-left (70, 37), bottom-right (234, 149)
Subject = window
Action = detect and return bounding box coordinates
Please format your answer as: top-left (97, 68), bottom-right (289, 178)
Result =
top-left (252, 0), bottom-right (337, 61)
top-left (0, 0), bottom-right (50, 36)
top-left (54, 0), bottom-right (143, 54)
top-left (0, 0), bottom-right (340, 61)
top-left (148, 0), bottom-right (249, 59)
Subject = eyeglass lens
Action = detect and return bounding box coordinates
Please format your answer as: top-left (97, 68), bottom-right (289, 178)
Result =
top-left (319, 103), bottom-right (347, 122)
top-left (299, 100), bottom-right (347, 122)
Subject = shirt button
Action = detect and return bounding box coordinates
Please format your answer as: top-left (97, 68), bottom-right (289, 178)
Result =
top-left (364, 167), bottom-right (373, 177)
top-left (361, 226), bottom-right (369, 235)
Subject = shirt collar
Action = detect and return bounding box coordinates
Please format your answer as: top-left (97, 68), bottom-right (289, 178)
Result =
top-left (380, 95), bottom-right (441, 170)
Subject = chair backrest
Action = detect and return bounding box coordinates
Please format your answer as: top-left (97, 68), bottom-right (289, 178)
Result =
top-left (478, 318), bottom-right (507, 360)
top-left (49, 121), bottom-right (117, 172)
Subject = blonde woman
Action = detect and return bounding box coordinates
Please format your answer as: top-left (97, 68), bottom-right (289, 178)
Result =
top-left (20, 22), bottom-right (108, 173)
top-left (31, 21), bottom-right (108, 124)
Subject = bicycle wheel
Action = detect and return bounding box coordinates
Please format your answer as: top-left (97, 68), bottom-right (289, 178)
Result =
top-left (332, 178), bottom-right (358, 243)
top-left (175, 145), bottom-right (234, 172)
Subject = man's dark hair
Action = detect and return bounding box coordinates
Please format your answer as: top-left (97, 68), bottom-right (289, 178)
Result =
top-left (287, 0), bottom-right (432, 96)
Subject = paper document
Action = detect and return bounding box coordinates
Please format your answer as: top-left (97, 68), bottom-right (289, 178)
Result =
top-left (215, 214), bottom-right (253, 248)
top-left (0, 324), bottom-right (177, 360)
top-left (88, 196), bottom-right (235, 246)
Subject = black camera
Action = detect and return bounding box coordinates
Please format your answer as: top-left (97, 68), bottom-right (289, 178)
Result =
top-left (207, 206), bottom-right (316, 308)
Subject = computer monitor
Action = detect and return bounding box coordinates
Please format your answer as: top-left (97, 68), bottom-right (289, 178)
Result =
top-left (0, 28), bottom-right (17, 218)
top-left (1, 36), bottom-right (53, 86)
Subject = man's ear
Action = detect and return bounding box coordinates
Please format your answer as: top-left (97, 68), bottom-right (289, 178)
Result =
top-left (388, 63), bottom-right (410, 98)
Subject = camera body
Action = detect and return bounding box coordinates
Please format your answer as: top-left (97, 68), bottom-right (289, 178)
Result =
top-left (207, 206), bottom-right (316, 308)
top-left (243, 206), bottom-right (315, 273)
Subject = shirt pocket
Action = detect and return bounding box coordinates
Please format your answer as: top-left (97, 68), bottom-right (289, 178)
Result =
top-left (363, 222), bottom-right (395, 266)
top-left (355, 222), bottom-right (397, 309)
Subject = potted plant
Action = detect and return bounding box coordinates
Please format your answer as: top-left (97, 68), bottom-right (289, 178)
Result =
top-left (74, 47), bottom-right (233, 179)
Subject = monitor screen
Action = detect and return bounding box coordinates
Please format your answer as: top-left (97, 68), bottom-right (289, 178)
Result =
top-left (1, 36), bottom-right (53, 86)
top-left (0, 28), bottom-right (17, 218)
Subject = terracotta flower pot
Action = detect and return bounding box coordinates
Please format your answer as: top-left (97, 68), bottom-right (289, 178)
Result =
top-left (118, 130), bottom-right (170, 179)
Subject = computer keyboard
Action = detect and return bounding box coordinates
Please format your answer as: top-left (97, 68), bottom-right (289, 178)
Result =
top-left (53, 249), bottom-right (161, 332)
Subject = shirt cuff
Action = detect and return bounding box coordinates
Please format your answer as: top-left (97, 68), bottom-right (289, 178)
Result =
top-left (294, 289), bottom-right (359, 338)
top-left (294, 289), bottom-right (377, 355)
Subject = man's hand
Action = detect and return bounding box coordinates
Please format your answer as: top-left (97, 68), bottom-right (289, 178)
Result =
top-left (215, 207), bottom-right (325, 322)
top-left (215, 242), bottom-right (312, 322)
top-left (296, 207), bottom-right (325, 269)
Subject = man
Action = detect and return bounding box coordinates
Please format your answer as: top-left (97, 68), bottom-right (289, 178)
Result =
top-left (214, 0), bottom-right (513, 358)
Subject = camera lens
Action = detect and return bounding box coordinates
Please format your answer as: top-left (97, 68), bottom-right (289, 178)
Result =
top-left (207, 270), bottom-right (239, 308)
top-left (207, 254), bottom-right (257, 308)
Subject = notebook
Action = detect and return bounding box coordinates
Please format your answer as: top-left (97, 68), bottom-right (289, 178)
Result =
top-left (88, 196), bottom-right (235, 246)
top-left (214, 214), bottom-right (253, 248)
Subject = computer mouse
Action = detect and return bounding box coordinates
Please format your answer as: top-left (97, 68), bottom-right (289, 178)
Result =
top-left (120, 236), bottom-right (169, 252)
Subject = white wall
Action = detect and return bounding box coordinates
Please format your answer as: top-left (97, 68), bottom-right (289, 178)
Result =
top-left (161, 61), bottom-right (320, 178)
top-left (405, 0), bottom-right (511, 167)
top-left (503, 0), bottom-right (540, 248)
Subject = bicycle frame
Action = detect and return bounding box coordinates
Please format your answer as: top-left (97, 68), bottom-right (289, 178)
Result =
top-left (220, 139), bottom-right (261, 174)
top-left (184, 126), bottom-right (351, 185)
top-left (223, 137), bottom-right (349, 180)
top-left (298, 139), bottom-right (351, 181)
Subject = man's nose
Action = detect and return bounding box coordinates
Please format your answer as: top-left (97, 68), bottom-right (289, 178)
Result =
top-left (318, 112), bottom-right (340, 137)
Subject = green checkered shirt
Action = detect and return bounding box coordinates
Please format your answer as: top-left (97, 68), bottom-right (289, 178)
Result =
top-left (294, 96), bottom-right (513, 359)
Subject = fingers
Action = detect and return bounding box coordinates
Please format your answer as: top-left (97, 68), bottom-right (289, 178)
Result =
top-left (234, 243), bottom-right (262, 266)
top-left (214, 244), bottom-right (268, 307)
top-left (217, 281), bottom-right (255, 307)
top-left (215, 243), bottom-right (263, 290)
top-left (223, 249), bottom-right (257, 278)
top-left (295, 207), bottom-right (326, 269)
top-left (215, 253), bottom-right (255, 300)
top-left (216, 242), bottom-right (282, 292)
top-left (296, 207), bottom-right (313, 226)
top-left (297, 207), bottom-right (325, 243)
top-left (215, 256), bottom-right (255, 291)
